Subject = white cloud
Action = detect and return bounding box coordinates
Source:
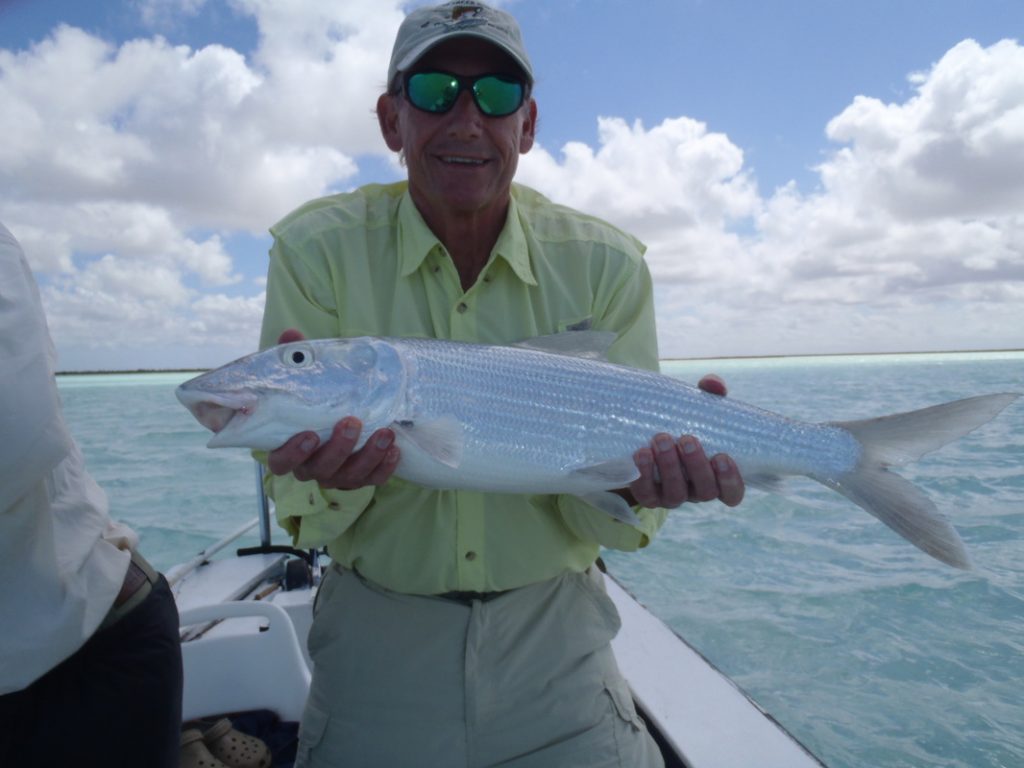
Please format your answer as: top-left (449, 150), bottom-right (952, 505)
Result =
top-left (2, 4), bottom-right (1022, 368)
top-left (187, 291), bottom-right (266, 348)
top-left (520, 39), bottom-right (1024, 358)
top-left (0, 2), bottom-right (403, 224)
top-left (522, 115), bottom-right (759, 229)
top-left (1, 2), bottom-right (406, 368)
top-left (8, 200), bottom-right (238, 284)
top-left (754, 39), bottom-right (1024, 318)
top-left (822, 39), bottom-right (1024, 220)
top-left (519, 115), bottom-right (763, 295)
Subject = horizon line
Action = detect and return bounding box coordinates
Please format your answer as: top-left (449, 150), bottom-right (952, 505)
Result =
top-left (54, 346), bottom-right (1024, 376)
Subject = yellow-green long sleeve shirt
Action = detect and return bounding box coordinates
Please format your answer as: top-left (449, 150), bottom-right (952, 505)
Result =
top-left (259, 181), bottom-right (667, 594)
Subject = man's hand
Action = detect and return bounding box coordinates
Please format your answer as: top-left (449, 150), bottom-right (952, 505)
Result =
top-left (626, 374), bottom-right (745, 509)
top-left (266, 330), bottom-right (401, 490)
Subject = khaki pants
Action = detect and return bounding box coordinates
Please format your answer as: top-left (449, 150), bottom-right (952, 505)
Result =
top-left (296, 565), bottom-right (663, 768)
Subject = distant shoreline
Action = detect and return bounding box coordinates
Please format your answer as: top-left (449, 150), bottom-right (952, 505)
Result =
top-left (57, 368), bottom-right (207, 376)
top-left (55, 347), bottom-right (1023, 376)
top-left (661, 347), bottom-right (1024, 362)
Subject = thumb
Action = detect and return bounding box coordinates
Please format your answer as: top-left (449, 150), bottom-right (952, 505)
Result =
top-left (697, 374), bottom-right (727, 397)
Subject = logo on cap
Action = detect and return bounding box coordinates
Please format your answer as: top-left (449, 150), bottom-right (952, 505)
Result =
top-left (450, 4), bottom-right (483, 21)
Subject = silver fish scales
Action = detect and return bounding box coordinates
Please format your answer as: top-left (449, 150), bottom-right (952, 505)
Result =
top-left (177, 332), bottom-right (1020, 569)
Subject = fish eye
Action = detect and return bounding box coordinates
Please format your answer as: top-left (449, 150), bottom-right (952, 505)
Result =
top-left (281, 344), bottom-right (315, 368)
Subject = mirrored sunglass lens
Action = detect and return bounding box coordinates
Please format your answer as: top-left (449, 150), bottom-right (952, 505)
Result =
top-left (408, 73), bottom-right (459, 113)
top-left (473, 76), bottom-right (523, 116)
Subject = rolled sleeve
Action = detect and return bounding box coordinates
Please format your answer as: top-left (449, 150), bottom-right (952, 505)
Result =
top-left (557, 495), bottom-right (667, 552)
top-left (256, 450), bottom-right (375, 549)
top-left (270, 473), bottom-right (376, 549)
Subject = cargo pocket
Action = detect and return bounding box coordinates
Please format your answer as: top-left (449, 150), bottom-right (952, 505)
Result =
top-left (294, 701), bottom-right (330, 768)
top-left (604, 675), bottom-right (645, 731)
top-left (603, 674), bottom-right (662, 767)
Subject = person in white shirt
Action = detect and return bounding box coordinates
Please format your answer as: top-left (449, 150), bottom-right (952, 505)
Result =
top-left (0, 221), bottom-right (183, 766)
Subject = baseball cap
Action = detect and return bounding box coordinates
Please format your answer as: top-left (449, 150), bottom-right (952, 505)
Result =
top-left (387, 2), bottom-right (534, 88)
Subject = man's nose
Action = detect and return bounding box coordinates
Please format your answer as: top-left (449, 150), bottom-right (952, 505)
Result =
top-left (446, 90), bottom-right (484, 136)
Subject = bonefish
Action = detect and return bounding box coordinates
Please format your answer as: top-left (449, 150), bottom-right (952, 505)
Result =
top-left (176, 332), bottom-right (1020, 569)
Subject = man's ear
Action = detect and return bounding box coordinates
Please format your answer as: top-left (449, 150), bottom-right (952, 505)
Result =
top-left (519, 98), bottom-right (537, 154)
top-left (377, 93), bottom-right (403, 152)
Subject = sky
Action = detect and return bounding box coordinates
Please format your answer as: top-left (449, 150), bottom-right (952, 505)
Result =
top-left (1, 0), bottom-right (1023, 371)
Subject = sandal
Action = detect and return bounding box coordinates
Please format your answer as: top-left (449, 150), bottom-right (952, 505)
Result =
top-left (180, 729), bottom-right (230, 768)
top-left (201, 718), bottom-right (272, 768)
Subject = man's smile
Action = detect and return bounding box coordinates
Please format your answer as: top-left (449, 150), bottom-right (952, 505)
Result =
top-left (437, 155), bottom-right (489, 166)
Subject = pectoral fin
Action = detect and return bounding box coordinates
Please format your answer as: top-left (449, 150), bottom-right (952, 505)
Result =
top-left (568, 457), bottom-right (640, 486)
top-left (391, 417), bottom-right (463, 469)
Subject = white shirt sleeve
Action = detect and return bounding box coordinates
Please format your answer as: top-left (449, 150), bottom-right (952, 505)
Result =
top-left (0, 222), bottom-right (74, 512)
top-left (0, 222), bottom-right (135, 693)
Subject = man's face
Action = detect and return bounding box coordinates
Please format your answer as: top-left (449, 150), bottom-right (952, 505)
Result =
top-left (377, 37), bottom-right (537, 224)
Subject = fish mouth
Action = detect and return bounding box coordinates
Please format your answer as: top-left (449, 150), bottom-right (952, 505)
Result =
top-left (176, 389), bottom-right (258, 439)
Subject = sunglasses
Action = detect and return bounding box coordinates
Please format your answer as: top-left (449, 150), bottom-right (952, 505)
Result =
top-left (403, 70), bottom-right (527, 118)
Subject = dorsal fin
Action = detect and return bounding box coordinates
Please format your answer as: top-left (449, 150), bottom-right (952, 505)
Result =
top-left (512, 331), bottom-right (617, 361)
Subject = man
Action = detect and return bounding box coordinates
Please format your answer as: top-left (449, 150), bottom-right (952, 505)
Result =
top-left (259, 3), bottom-right (744, 766)
top-left (0, 222), bottom-right (183, 766)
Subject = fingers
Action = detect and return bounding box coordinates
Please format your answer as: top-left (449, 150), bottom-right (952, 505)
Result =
top-left (267, 417), bottom-right (401, 491)
top-left (320, 424), bottom-right (400, 490)
top-left (710, 453), bottom-right (745, 507)
top-left (278, 328), bottom-right (306, 344)
top-left (267, 431), bottom-right (321, 476)
top-left (650, 434), bottom-right (688, 508)
top-left (295, 418), bottom-right (364, 482)
top-left (697, 374), bottom-right (727, 397)
top-left (677, 436), bottom-right (718, 502)
top-left (630, 447), bottom-right (660, 508)
top-left (630, 434), bottom-right (745, 510)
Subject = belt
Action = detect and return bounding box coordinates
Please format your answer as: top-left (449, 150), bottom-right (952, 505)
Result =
top-left (337, 564), bottom-right (510, 605)
top-left (114, 560), bottom-right (148, 608)
top-left (435, 589), bottom-right (509, 604)
top-left (100, 550), bottom-right (157, 631)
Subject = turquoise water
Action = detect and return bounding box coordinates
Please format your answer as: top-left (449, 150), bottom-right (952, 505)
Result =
top-left (58, 353), bottom-right (1024, 768)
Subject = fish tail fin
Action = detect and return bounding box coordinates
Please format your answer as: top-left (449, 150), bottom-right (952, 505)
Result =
top-left (822, 469), bottom-right (971, 568)
top-left (832, 393), bottom-right (1019, 466)
top-left (820, 393), bottom-right (1019, 569)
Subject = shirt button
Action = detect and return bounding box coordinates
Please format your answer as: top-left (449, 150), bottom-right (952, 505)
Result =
top-left (464, 551), bottom-right (477, 561)
top-left (457, 302), bottom-right (468, 313)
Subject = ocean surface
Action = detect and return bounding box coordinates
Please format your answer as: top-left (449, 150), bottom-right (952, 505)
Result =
top-left (57, 352), bottom-right (1024, 768)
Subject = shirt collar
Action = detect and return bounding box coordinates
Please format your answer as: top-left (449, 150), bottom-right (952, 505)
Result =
top-left (491, 193), bottom-right (537, 286)
top-left (397, 189), bottom-right (537, 286)
top-left (397, 191), bottom-right (442, 277)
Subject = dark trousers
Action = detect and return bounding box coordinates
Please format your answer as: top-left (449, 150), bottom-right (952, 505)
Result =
top-left (0, 574), bottom-right (183, 768)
